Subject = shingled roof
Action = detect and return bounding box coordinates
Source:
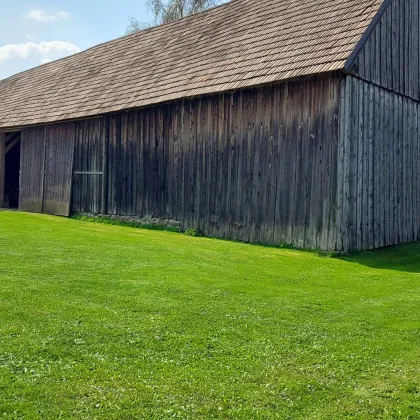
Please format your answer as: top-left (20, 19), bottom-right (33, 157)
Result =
top-left (0, 0), bottom-right (383, 130)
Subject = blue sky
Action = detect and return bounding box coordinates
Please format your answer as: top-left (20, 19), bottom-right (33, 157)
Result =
top-left (0, 0), bottom-right (153, 79)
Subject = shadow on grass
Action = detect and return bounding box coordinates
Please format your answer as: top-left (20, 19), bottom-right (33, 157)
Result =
top-left (340, 242), bottom-right (420, 273)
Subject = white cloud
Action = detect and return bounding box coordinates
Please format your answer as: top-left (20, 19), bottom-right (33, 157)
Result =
top-left (26, 9), bottom-right (72, 22)
top-left (0, 41), bottom-right (81, 63)
top-left (40, 58), bottom-right (52, 65)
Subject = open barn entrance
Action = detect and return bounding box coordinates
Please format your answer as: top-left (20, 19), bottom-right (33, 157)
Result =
top-left (4, 132), bottom-right (21, 209)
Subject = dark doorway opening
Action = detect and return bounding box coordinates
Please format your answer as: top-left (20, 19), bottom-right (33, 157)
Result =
top-left (4, 132), bottom-right (21, 209)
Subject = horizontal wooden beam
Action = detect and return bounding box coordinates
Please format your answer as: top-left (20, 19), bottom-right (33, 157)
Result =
top-left (0, 115), bottom-right (104, 133)
top-left (73, 171), bottom-right (104, 175)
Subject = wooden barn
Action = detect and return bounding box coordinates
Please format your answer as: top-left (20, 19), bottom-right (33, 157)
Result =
top-left (0, 0), bottom-right (419, 252)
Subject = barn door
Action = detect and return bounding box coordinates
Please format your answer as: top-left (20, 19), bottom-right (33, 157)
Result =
top-left (20, 127), bottom-right (46, 213)
top-left (72, 119), bottom-right (105, 214)
top-left (43, 124), bottom-right (75, 216)
top-left (20, 124), bottom-right (75, 216)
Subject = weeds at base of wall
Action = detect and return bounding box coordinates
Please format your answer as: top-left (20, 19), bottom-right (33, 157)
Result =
top-left (185, 228), bottom-right (204, 237)
top-left (71, 214), bottom-right (180, 233)
top-left (277, 242), bottom-right (342, 258)
top-left (71, 213), bottom-right (341, 257)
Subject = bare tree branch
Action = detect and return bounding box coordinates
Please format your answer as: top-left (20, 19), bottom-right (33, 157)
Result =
top-left (126, 0), bottom-right (221, 34)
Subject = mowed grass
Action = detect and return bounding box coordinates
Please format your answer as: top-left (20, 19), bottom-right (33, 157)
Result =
top-left (0, 212), bottom-right (419, 419)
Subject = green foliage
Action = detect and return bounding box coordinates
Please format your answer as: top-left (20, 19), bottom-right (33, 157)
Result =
top-left (185, 227), bottom-right (203, 237)
top-left (1, 211), bottom-right (419, 418)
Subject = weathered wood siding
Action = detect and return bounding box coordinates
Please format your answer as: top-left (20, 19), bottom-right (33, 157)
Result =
top-left (20, 123), bottom-right (75, 216)
top-left (72, 119), bottom-right (105, 214)
top-left (342, 0), bottom-right (420, 252)
top-left (71, 74), bottom-right (341, 249)
top-left (339, 75), bottom-right (420, 252)
top-left (0, 133), bottom-right (4, 206)
top-left (20, 127), bottom-right (46, 213)
top-left (43, 123), bottom-right (76, 216)
top-left (353, 0), bottom-right (420, 100)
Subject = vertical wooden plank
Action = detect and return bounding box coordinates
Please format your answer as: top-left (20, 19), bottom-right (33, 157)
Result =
top-left (397, 95), bottom-right (404, 243)
top-left (243, 90), bottom-right (254, 243)
top-left (166, 105), bottom-right (174, 220)
top-left (184, 100), bottom-right (194, 230)
top-left (157, 106), bottom-right (165, 218)
top-left (226, 93), bottom-right (236, 240)
top-left (328, 76), bottom-right (340, 251)
top-left (391, 0), bottom-right (398, 94)
top-left (0, 133), bottom-right (5, 207)
top-left (342, 76), bottom-right (352, 252)
top-left (202, 98), bottom-right (212, 236)
top-left (270, 86), bottom-right (280, 246)
top-left (385, 91), bottom-right (392, 246)
top-left (348, 77), bottom-right (358, 250)
top-left (360, 80), bottom-right (369, 250)
top-left (19, 127), bottom-right (45, 214)
top-left (320, 77), bottom-right (333, 250)
top-left (374, 86), bottom-right (382, 248)
top-left (249, 89), bottom-right (260, 243)
top-left (356, 78), bottom-right (364, 250)
top-left (336, 77), bottom-right (346, 252)
top-left (406, 100), bottom-right (414, 243)
top-left (291, 82), bottom-right (305, 248)
top-left (285, 83), bottom-right (298, 246)
top-left (260, 89), bottom-right (270, 242)
top-left (136, 110), bottom-right (145, 216)
top-left (43, 122), bottom-right (76, 216)
top-left (128, 111), bottom-right (135, 216)
top-left (216, 94), bottom-right (227, 238)
top-left (102, 115), bottom-right (109, 214)
top-left (413, 0), bottom-right (420, 100)
top-left (196, 99), bottom-right (206, 233)
top-left (189, 99), bottom-right (199, 228)
top-left (171, 105), bottom-right (179, 221)
top-left (308, 79), bottom-right (320, 248)
top-left (402, 98), bottom-right (408, 243)
top-left (413, 103), bottom-right (420, 241)
top-left (400, 0), bottom-right (406, 95)
top-left (208, 96), bottom-right (219, 237)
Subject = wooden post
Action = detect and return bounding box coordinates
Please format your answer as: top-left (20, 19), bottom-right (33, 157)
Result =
top-left (0, 133), bottom-right (5, 207)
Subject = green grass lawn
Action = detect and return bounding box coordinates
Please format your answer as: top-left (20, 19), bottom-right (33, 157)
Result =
top-left (0, 212), bottom-right (419, 419)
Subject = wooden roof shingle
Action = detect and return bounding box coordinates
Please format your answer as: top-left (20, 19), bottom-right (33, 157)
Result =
top-left (0, 0), bottom-right (383, 129)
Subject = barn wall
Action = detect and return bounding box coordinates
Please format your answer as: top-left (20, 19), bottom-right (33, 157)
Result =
top-left (353, 0), bottom-right (420, 100)
top-left (70, 74), bottom-right (341, 250)
top-left (341, 0), bottom-right (420, 252)
top-left (339, 75), bottom-right (420, 252)
top-left (15, 74), bottom-right (341, 249)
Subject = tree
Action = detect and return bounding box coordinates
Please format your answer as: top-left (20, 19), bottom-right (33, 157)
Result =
top-left (126, 0), bottom-right (220, 34)
top-left (125, 17), bottom-right (151, 35)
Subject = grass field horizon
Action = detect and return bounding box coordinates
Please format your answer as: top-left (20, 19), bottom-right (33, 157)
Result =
top-left (0, 211), bottom-right (419, 418)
